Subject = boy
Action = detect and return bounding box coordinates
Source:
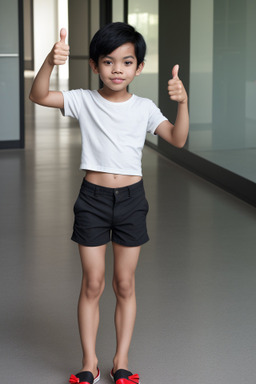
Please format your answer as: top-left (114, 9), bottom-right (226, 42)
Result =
top-left (30, 22), bottom-right (189, 384)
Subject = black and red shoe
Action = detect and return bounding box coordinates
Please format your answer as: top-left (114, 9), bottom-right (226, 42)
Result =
top-left (110, 369), bottom-right (140, 384)
top-left (69, 368), bottom-right (100, 384)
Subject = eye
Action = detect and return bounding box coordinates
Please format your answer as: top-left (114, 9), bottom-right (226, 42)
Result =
top-left (124, 61), bottom-right (133, 66)
top-left (103, 60), bottom-right (112, 65)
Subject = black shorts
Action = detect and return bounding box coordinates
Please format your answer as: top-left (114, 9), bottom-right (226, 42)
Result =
top-left (71, 178), bottom-right (149, 247)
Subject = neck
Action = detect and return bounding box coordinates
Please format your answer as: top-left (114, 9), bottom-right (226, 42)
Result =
top-left (98, 87), bottom-right (132, 102)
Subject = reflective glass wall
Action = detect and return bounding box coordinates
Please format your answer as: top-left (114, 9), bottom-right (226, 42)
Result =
top-left (189, 0), bottom-right (256, 183)
top-left (128, 0), bottom-right (159, 145)
top-left (0, 0), bottom-right (23, 148)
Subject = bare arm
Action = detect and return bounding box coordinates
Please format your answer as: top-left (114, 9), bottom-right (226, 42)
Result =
top-left (29, 28), bottom-right (70, 109)
top-left (155, 65), bottom-right (189, 148)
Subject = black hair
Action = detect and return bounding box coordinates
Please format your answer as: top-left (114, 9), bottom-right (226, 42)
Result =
top-left (89, 22), bottom-right (146, 67)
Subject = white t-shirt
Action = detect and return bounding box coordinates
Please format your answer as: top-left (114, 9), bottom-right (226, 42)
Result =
top-left (61, 89), bottom-right (167, 176)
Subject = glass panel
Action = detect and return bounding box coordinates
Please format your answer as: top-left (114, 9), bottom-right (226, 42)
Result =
top-left (128, 0), bottom-right (159, 145)
top-left (0, 0), bottom-right (20, 143)
top-left (112, 0), bottom-right (124, 21)
top-left (0, 0), bottom-right (19, 54)
top-left (189, 0), bottom-right (256, 182)
top-left (0, 57), bottom-right (20, 140)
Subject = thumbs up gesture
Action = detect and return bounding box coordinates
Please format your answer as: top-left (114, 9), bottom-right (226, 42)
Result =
top-left (168, 65), bottom-right (187, 104)
top-left (48, 28), bottom-right (70, 66)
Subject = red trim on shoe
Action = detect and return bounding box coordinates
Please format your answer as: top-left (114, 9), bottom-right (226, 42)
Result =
top-left (116, 374), bottom-right (140, 384)
top-left (69, 375), bottom-right (80, 384)
top-left (69, 374), bottom-right (92, 384)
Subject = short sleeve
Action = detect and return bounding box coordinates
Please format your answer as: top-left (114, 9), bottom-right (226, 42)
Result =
top-left (61, 89), bottom-right (83, 119)
top-left (147, 100), bottom-right (168, 135)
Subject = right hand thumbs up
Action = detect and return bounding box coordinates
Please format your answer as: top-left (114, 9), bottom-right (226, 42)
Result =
top-left (49, 28), bottom-right (70, 66)
top-left (60, 28), bottom-right (67, 43)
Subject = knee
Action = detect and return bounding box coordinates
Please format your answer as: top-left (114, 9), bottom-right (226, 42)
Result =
top-left (83, 276), bottom-right (105, 300)
top-left (113, 277), bottom-right (134, 300)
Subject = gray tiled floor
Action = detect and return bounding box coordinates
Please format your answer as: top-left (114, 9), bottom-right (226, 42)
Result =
top-left (0, 79), bottom-right (256, 384)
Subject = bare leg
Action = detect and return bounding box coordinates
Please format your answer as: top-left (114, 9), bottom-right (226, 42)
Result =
top-left (112, 242), bottom-right (141, 372)
top-left (78, 244), bottom-right (106, 377)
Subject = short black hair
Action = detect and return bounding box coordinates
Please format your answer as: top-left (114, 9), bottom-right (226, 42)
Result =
top-left (89, 22), bottom-right (146, 67)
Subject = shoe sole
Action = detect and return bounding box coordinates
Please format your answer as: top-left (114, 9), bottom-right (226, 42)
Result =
top-left (94, 369), bottom-right (101, 384)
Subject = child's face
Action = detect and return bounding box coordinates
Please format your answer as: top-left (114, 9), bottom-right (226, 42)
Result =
top-left (90, 43), bottom-right (144, 94)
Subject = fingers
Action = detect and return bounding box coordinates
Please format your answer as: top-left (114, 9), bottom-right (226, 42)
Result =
top-left (52, 28), bottom-right (70, 65)
top-left (168, 65), bottom-right (187, 103)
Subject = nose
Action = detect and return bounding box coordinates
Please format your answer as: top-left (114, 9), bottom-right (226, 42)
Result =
top-left (112, 64), bottom-right (123, 74)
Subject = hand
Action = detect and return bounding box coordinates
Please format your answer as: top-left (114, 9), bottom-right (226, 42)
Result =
top-left (48, 28), bottom-right (70, 66)
top-left (168, 65), bottom-right (188, 104)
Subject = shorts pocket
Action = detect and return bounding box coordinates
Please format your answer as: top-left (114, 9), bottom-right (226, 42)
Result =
top-left (73, 195), bottom-right (82, 214)
top-left (142, 195), bottom-right (149, 214)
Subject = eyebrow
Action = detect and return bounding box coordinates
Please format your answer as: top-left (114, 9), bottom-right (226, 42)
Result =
top-left (103, 55), bottom-right (135, 60)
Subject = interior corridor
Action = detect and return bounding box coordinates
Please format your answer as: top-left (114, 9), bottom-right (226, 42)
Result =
top-left (0, 77), bottom-right (256, 384)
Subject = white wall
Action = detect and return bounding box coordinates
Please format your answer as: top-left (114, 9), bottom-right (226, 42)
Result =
top-left (33, 0), bottom-right (58, 75)
top-left (90, 0), bottom-right (100, 90)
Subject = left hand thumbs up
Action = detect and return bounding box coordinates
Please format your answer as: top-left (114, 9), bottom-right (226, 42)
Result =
top-left (168, 64), bottom-right (187, 104)
top-left (172, 64), bottom-right (179, 79)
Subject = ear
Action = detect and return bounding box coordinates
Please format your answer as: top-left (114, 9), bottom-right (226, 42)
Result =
top-left (135, 62), bottom-right (144, 76)
top-left (89, 59), bottom-right (99, 74)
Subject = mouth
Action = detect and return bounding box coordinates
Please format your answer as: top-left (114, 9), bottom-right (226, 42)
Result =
top-left (111, 78), bottom-right (125, 84)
